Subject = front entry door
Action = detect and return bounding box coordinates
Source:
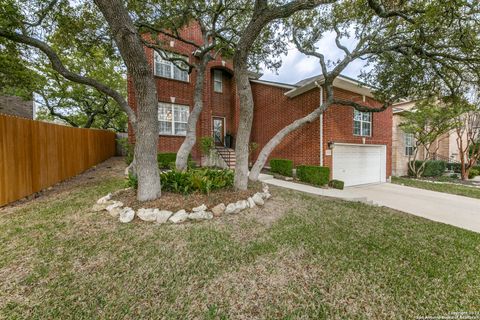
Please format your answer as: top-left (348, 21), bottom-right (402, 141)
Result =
top-left (212, 117), bottom-right (225, 146)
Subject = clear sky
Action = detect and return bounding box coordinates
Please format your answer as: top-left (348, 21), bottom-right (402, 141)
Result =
top-left (260, 31), bottom-right (368, 85)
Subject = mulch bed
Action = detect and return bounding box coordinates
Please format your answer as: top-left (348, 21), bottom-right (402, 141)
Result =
top-left (112, 182), bottom-right (262, 212)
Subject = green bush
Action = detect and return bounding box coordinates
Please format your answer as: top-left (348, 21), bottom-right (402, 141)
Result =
top-left (468, 168), bottom-right (479, 179)
top-left (270, 158), bottom-right (293, 177)
top-left (125, 173), bottom-right (138, 189)
top-left (157, 153), bottom-right (192, 169)
top-left (408, 160), bottom-right (446, 177)
top-left (160, 168), bottom-right (234, 194)
top-left (200, 136), bottom-right (214, 156)
top-left (328, 179), bottom-right (344, 190)
top-left (296, 165), bottom-right (330, 186)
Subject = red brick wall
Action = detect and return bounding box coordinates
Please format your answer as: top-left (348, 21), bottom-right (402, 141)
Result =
top-left (249, 85), bottom-right (392, 178)
top-left (127, 22), bottom-right (235, 162)
top-left (322, 88), bottom-right (393, 177)
top-left (250, 82), bottom-right (320, 166)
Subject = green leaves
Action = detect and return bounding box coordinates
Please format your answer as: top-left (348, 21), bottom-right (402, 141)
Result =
top-left (160, 168), bottom-right (234, 195)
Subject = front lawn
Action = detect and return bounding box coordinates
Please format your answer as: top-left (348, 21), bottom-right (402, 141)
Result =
top-left (392, 176), bottom-right (480, 199)
top-left (1, 159), bottom-right (479, 318)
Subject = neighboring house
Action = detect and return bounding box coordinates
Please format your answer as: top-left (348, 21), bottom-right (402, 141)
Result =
top-left (0, 95), bottom-right (34, 119)
top-left (392, 100), bottom-right (464, 176)
top-left (128, 22), bottom-right (393, 187)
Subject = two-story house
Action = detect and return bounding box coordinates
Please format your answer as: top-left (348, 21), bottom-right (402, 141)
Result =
top-left (128, 23), bottom-right (393, 187)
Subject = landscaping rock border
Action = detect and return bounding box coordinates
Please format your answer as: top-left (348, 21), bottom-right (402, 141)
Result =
top-left (93, 184), bottom-right (272, 224)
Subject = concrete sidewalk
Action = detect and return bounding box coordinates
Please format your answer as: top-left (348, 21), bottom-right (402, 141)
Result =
top-left (259, 174), bottom-right (480, 233)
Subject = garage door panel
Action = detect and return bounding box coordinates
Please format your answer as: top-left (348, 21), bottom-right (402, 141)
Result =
top-left (333, 145), bottom-right (386, 187)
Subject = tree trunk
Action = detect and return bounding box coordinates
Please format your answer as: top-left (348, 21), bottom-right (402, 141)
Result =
top-left (233, 60), bottom-right (254, 190)
top-left (176, 55), bottom-right (208, 171)
top-left (249, 107), bottom-right (324, 181)
top-left (94, 0), bottom-right (161, 201)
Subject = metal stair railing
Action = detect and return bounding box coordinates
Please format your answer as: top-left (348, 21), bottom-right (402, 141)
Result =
top-left (214, 146), bottom-right (235, 168)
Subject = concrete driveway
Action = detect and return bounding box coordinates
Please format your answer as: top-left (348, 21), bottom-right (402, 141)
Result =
top-left (346, 183), bottom-right (480, 233)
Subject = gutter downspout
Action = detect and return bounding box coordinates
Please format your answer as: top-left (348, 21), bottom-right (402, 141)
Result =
top-left (315, 81), bottom-right (324, 166)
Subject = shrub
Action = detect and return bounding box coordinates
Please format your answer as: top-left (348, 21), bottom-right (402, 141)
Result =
top-left (468, 168), bottom-right (479, 179)
top-left (270, 158), bottom-right (293, 177)
top-left (328, 179), bottom-right (344, 190)
top-left (125, 173), bottom-right (138, 189)
top-left (160, 168), bottom-right (234, 194)
top-left (446, 162), bottom-right (462, 173)
top-left (450, 173), bottom-right (459, 179)
top-left (408, 160), bottom-right (446, 177)
top-left (200, 136), bottom-right (215, 156)
top-left (296, 165), bottom-right (330, 186)
top-left (157, 153), bottom-right (192, 169)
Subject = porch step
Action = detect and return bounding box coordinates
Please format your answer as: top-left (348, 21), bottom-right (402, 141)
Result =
top-left (215, 146), bottom-right (236, 169)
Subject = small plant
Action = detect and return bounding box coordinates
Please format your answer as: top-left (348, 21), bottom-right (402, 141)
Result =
top-left (297, 165), bottom-right (330, 186)
top-left (450, 173), bottom-right (459, 179)
top-left (125, 172), bottom-right (138, 189)
top-left (200, 136), bottom-right (215, 156)
top-left (270, 158), bottom-right (293, 177)
top-left (468, 168), bottom-right (479, 179)
top-left (328, 179), bottom-right (344, 190)
top-left (160, 168), bottom-right (234, 194)
top-left (117, 137), bottom-right (134, 165)
top-left (157, 152), bottom-right (192, 169)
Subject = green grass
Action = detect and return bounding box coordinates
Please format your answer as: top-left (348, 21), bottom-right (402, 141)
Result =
top-left (1, 177), bottom-right (480, 319)
top-left (392, 176), bottom-right (480, 199)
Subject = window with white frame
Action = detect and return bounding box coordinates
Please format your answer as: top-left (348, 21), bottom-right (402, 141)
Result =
top-left (213, 70), bottom-right (223, 93)
top-left (404, 132), bottom-right (415, 156)
top-left (353, 109), bottom-right (372, 136)
top-left (154, 51), bottom-right (189, 82)
top-left (158, 102), bottom-right (189, 136)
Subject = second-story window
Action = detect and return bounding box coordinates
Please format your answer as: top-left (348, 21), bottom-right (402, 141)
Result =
top-left (213, 70), bottom-right (223, 93)
top-left (353, 109), bottom-right (372, 136)
top-left (154, 51), bottom-right (189, 82)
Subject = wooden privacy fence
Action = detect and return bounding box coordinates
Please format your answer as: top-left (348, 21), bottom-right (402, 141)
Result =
top-left (0, 114), bottom-right (116, 206)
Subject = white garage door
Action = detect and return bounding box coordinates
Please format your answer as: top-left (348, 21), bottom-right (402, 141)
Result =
top-left (333, 144), bottom-right (386, 187)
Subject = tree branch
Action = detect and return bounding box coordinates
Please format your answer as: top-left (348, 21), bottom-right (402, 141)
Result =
top-left (0, 29), bottom-right (136, 123)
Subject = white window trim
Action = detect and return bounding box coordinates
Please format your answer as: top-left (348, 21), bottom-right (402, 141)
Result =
top-left (158, 102), bottom-right (189, 136)
top-left (153, 51), bottom-right (189, 82)
top-left (213, 70), bottom-right (223, 93)
top-left (353, 109), bottom-right (372, 137)
top-left (404, 132), bottom-right (415, 156)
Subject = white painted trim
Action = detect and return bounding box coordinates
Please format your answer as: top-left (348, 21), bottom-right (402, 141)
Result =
top-left (250, 79), bottom-right (296, 90)
top-left (212, 116), bottom-right (226, 144)
top-left (284, 75), bottom-right (374, 98)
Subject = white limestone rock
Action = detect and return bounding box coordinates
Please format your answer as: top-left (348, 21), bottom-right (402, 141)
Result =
top-left (252, 193), bottom-right (264, 206)
top-left (169, 209), bottom-right (188, 223)
top-left (188, 211), bottom-right (213, 221)
top-left (211, 203), bottom-right (226, 217)
top-left (119, 207), bottom-right (135, 223)
top-left (262, 183), bottom-right (269, 193)
top-left (97, 193), bottom-right (112, 204)
top-left (156, 210), bottom-right (173, 224)
top-left (247, 197), bottom-right (256, 208)
top-left (225, 203), bottom-right (237, 214)
top-left (92, 200), bottom-right (114, 212)
top-left (235, 200), bottom-right (248, 212)
top-left (106, 201), bottom-right (123, 217)
top-left (137, 208), bottom-right (157, 222)
top-left (192, 204), bottom-right (207, 212)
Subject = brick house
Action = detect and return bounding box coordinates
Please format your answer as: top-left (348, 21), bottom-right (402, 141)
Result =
top-left (128, 23), bottom-right (393, 186)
